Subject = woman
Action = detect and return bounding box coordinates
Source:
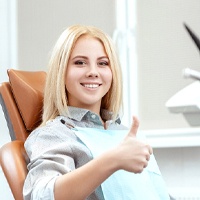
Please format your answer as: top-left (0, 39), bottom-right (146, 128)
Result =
top-left (23, 25), bottom-right (169, 200)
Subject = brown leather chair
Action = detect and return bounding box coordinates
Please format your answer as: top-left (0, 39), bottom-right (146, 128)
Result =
top-left (0, 69), bottom-right (46, 200)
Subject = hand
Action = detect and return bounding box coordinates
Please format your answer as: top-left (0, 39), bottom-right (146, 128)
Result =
top-left (115, 116), bottom-right (153, 173)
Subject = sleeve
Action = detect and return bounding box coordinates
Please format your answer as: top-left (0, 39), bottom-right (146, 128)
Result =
top-left (23, 122), bottom-right (76, 200)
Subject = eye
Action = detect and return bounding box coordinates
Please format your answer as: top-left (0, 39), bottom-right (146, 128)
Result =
top-left (74, 60), bottom-right (86, 65)
top-left (98, 61), bottom-right (109, 66)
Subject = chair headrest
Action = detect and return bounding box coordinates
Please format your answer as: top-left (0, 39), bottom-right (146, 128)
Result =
top-left (8, 69), bottom-right (46, 131)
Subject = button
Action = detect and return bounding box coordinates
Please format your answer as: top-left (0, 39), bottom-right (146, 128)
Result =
top-left (91, 114), bottom-right (96, 119)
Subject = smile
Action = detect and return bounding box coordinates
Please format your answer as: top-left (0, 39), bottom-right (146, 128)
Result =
top-left (81, 83), bottom-right (101, 88)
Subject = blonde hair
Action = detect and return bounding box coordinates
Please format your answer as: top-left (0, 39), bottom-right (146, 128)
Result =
top-left (42, 25), bottom-right (123, 125)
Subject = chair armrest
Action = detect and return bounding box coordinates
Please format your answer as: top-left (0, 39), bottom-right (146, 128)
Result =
top-left (0, 140), bottom-right (29, 200)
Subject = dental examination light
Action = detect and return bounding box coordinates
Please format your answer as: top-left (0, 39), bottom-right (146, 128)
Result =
top-left (166, 23), bottom-right (200, 126)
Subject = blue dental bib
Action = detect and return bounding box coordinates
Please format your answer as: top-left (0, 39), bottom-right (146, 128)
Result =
top-left (73, 127), bottom-right (170, 200)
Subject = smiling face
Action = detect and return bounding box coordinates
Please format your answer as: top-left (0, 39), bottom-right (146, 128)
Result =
top-left (65, 35), bottom-right (113, 114)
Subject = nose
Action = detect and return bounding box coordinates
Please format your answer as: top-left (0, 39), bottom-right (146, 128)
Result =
top-left (86, 64), bottom-right (99, 78)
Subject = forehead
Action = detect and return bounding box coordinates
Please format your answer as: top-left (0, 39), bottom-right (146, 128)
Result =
top-left (71, 35), bottom-right (107, 56)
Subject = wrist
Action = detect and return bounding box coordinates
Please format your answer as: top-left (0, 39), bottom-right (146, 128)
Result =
top-left (100, 148), bottom-right (121, 173)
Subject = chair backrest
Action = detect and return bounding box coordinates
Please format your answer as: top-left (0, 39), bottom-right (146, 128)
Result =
top-left (0, 69), bottom-right (46, 141)
top-left (0, 69), bottom-right (46, 200)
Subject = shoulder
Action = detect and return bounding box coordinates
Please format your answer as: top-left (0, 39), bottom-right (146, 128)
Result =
top-left (24, 116), bottom-right (76, 153)
top-left (27, 117), bottom-right (68, 139)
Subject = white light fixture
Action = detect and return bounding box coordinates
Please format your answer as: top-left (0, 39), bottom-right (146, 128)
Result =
top-left (166, 81), bottom-right (200, 126)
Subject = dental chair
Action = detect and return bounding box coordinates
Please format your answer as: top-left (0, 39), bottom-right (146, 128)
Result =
top-left (0, 69), bottom-right (175, 200)
top-left (0, 69), bottom-right (46, 200)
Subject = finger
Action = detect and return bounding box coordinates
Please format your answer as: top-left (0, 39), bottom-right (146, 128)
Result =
top-left (146, 154), bottom-right (150, 161)
top-left (128, 116), bottom-right (139, 137)
top-left (143, 161), bottom-right (148, 168)
top-left (148, 145), bottom-right (153, 155)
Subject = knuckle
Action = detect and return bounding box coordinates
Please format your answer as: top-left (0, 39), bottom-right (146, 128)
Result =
top-left (135, 166), bottom-right (144, 173)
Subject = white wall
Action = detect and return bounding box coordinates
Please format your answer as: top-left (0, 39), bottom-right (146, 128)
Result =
top-left (17, 0), bottom-right (116, 71)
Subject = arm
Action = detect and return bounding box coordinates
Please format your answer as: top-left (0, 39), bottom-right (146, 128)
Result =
top-left (55, 149), bottom-right (117, 200)
top-left (54, 116), bottom-right (153, 200)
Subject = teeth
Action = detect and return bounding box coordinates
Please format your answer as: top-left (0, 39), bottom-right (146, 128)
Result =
top-left (83, 84), bottom-right (99, 88)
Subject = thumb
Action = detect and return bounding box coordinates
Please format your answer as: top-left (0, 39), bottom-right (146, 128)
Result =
top-left (128, 116), bottom-right (139, 137)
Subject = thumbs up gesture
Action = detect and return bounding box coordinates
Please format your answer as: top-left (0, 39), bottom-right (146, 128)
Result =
top-left (114, 116), bottom-right (153, 173)
top-left (128, 116), bottom-right (140, 137)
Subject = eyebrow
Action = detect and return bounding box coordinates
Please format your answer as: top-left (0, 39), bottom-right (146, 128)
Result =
top-left (71, 55), bottom-right (109, 60)
top-left (72, 56), bottom-right (87, 60)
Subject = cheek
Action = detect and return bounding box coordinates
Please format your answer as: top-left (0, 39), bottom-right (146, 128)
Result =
top-left (65, 74), bottom-right (71, 90)
top-left (105, 69), bottom-right (113, 85)
top-left (65, 70), bottom-right (76, 92)
top-left (65, 69), bottom-right (81, 85)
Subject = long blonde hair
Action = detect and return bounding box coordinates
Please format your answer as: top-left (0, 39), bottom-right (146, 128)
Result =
top-left (42, 25), bottom-right (123, 125)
